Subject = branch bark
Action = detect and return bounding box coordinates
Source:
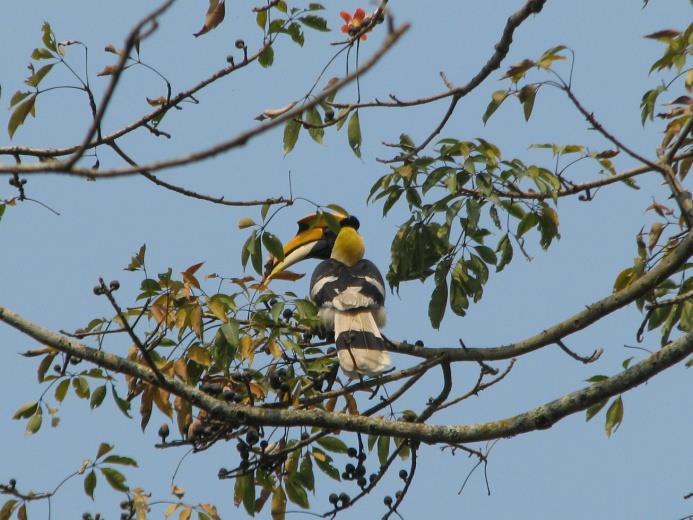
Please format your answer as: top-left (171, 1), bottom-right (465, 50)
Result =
top-left (389, 228), bottom-right (693, 361)
top-left (1, 304), bottom-right (691, 444)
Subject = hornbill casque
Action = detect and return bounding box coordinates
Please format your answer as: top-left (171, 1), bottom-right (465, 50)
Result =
top-left (263, 212), bottom-right (391, 378)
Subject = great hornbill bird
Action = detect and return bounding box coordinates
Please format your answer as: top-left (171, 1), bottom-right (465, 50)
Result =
top-left (263, 213), bottom-right (391, 378)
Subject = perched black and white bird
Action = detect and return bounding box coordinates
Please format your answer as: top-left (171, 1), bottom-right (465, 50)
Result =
top-left (263, 213), bottom-right (390, 378)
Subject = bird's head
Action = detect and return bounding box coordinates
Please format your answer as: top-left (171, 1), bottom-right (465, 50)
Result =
top-left (261, 211), bottom-right (356, 284)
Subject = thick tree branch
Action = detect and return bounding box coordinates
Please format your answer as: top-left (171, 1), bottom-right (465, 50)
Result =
top-left (2, 305), bottom-right (692, 444)
top-left (389, 228), bottom-right (693, 361)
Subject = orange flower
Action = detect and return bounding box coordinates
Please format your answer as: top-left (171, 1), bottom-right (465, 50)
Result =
top-left (340, 8), bottom-right (369, 40)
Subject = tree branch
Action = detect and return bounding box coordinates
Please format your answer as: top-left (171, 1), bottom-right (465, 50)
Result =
top-left (2, 305), bottom-right (691, 444)
top-left (0, 24), bottom-right (410, 178)
top-left (389, 228), bottom-right (693, 361)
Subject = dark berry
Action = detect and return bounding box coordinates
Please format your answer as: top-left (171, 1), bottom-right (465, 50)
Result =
top-left (357, 477), bottom-right (367, 488)
top-left (93, 285), bottom-right (103, 295)
top-left (246, 428), bottom-right (259, 445)
top-left (260, 440), bottom-right (268, 450)
top-left (398, 469), bottom-right (408, 480)
top-left (341, 471), bottom-right (349, 480)
top-left (158, 423), bottom-right (170, 442)
top-left (347, 447), bottom-right (358, 458)
top-left (355, 465), bottom-right (366, 477)
top-left (282, 309), bottom-right (293, 320)
top-left (270, 376), bottom-right (282, 390)
top-left (235, 39), bottom-right (246, 49)
top-left (384, 495), bottom-right (393, 507)
top-left (357, 452), bottom-right (367, 462)
top-left (328, 493), bottom-right (339, 504)
top-left (395, 491), bottom-right (403, 500)
top-left (369, 473), bottom-right (377, 483)
top-left (8, 478), bottom-right (16, 489)
top-left (415, 340), bottom-right (424, 347)
top-left (345, 463), bottom-right (355, 474)
top-left (338, 493), bottom-right (350, 506)
top-left (109, 280), bottom-right (120, 291)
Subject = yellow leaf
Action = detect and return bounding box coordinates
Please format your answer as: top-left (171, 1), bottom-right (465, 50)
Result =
top-left (200, 503), bottom-right (221, 520)
top-left (187, 345), bottom-right (212, 367)
top-left (207, 297), bottom-right (228, 322)
top-left (238, 217), bottom-right (256, 229)
top-left (267, 339), bottom-right (282, 358)
top-left (178, 506), bottom-right (192, 520)
top-left (164, 502), bottom-right (180, 518)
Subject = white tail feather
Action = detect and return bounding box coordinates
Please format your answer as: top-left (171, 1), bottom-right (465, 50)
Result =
top-left (334, 310), bottom-right (390, 377)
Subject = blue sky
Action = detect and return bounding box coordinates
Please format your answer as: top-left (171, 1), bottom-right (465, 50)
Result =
top-left (1, 1), bottom-right (691, 518)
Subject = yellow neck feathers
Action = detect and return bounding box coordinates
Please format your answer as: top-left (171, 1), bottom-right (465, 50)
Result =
top-left (331, 227), bottom-right (365, 267)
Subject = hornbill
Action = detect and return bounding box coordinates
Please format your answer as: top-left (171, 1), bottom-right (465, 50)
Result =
top-left (263, 213), bottom-right (390, 378)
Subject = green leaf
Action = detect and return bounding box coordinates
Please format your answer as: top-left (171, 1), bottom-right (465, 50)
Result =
top-left (428, 281), bottom-right (448, 329)
top-left (126, 244), bottom-right (146, 271)
top-left (585, 398), bottom-right (608, 422)
top-left (347, 111), bottom-right (362, 158)
top-left (640, 86), bottom-right (664, 125)
top-left (84, 470), bottom-right (97, 500)
top-left (96, 442), bottom-right (113, 458)
top-left (283, 118), bottom-right (301, 154)
top-left (221, 319), bottom-right (240, 347)
top-left (517, 212), bottom-right (538, 237)
top-left (25, 408), bottom-right (42, 435)
top-left (10, 90), bottom-right (31, 107)
top-left (259, 45), bottom-right (274, 68)
top-left (316, 436), bottom-right (348, 454)
top-left (262, 232), bottom-right (285, 261)
top-left (0, 204), bottom-right (5, 223)
top-left (305, 106), bottom-right (324, 144)
top-left (285, 478), bottom-right (309, 509)
top-left (518, 84), bottom-right (538, 121)
top-left (112, 386), bottom-right (132, 418)
top-left (474, 245), bottom-right (497, 265)
top-left (25, 63), bottom-right (54, 87)
top-left (55, 378), bottom-right (70, 402)
top-left (251, 231), bottom-right (263, 275)
top-left (299, 15), bottom-right (329, 31)
top-left (377, 435), bottom-right (390, 466)
top-left (256, 10), bottom-right (267, 29)
top-left (8, 94), bottom-right (36, 138)
top-left (42, 22), bottom-right (57, 52)
top-left (604, 396), bottom-right (624, 437)
top-left (312, 449), bottom-right (340, 481)
top-left (13, 400), bottom-right (38, 419)
top-left (90, 384), bottom-right (107, 409)
top-left (103, 455), bottom-right (138, 467)
top-left (585, 375), bottom-right (608, 383)
top-left (31, 47), bottom-right (54, 60)
top-left (298, 455), bottom-right (315, 491)
top-left (72, 376), bottom-right (90, 399)
top-left (483, 90), bottom-right (508, 124)
top-left (101, 467), bottom-right (129, 492)
top-left (496, 234), bottom-right (513, 272)
top-left (242, 472), bottom-right (256, 515)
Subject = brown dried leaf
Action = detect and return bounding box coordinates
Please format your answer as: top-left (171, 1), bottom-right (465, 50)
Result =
top-left (194, 0), bottom-right (226, 37)
top-left (97, 64), bottom-right (120, 77)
